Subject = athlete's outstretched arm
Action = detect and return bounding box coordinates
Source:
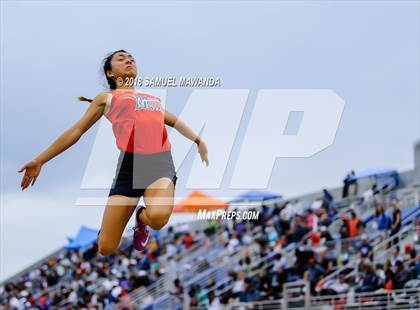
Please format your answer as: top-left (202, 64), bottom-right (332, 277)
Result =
top-left (164, 109), bottom-right (209, 167)
top-left (18, 92), bottom-right (109, 190)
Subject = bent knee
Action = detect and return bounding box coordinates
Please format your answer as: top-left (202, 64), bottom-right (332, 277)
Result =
top-left (98, 238), bottom-right (118, 256)
top-left (148, 215), bottom-right (169, 230)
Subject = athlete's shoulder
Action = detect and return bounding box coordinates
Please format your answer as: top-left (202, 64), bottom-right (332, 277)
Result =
top-left (91, 92), bottom-right (111, 106)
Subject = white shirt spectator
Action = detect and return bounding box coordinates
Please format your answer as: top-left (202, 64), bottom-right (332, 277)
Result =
top-left (68, 290), bottom-right (78, 304)
top-left (9, 296), bottom-right (23, 310)
top-left (330, 281), bottom-right (349, 293)
top-left (102, 278), bottom-right (113, 291)
top-left (273, 255), bottom-right (287, 271)
top-left (232, 279), bottom-right (244, 293)
top-left (166, 243), bottom-right (177, 258)
top-left (311, 199), bottom-right (323, 211)
top-left (280, 203), bottom-right (294, 221)
top-left (391, 255), bottom-right (404, 267)
top-left (228, 237), bottom-right (239, 254)
top-left (208, 297), bottom-right (221, 310)
top-left (363, 188), bottom-right (373, 204)
top-left (111, 286), bottom-right (122, 299)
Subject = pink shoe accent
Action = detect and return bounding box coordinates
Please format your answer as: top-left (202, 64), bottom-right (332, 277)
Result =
top-left (133, 206), bottom-right (149, 251)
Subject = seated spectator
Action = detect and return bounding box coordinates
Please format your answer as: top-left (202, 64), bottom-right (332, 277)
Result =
top-left (240, 277), bottom-right (259, 302)
top-left (319, 226), bottom-right (333, 244)
top-left (320, 274), bottom-right (349, 295)
top-left (339, 217), bottom-right (350, 239)
top-left (355, 263), bottom-right (378, 293)
top-left (306, 209), bottom-right (318, 231)
top-left (337, 240), bottom-right (351, 266)
top-left (183, 232), bottom-right (194, 249)
top-left (358, 235), bottom-right (373, 261)
top-left (390, 246), bottom-right (404, 267)
top-left (273, 253), bottom-right (287, 271)
top-left (232, 272), bottom-right (246, 299)
top-left (292, 215), bottom-right (310, 243)
top-left (394, 261), bottom-right (412, 289)
top-left (273, 265), bottom-right (287, 297)
top-left (384, 268), bottom-right (395, 291)
top-left (208, 291), bottom-right (221, 310)
top-left (305, 258), bottom-right (325, 294)
top-left (256, 269), bottom-right (271, 298)
top-left (319, 249), bottom-right (335, 275)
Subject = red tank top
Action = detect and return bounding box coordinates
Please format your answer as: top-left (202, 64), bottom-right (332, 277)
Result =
top-left (104, 90), bottom-right (171, 154)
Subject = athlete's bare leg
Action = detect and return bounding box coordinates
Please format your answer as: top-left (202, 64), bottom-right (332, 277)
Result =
top-left (97, 195), bottom-right (139, 256)
top-left (140, 177), bottom-right (175, 230)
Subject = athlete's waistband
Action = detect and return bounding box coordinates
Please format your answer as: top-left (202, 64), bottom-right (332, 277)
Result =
top-left (118, 149), bottom-right (172, 158)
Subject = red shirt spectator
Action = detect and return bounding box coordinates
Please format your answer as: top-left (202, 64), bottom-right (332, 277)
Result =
top-left (183, 233), bottom-right (194, 249)
top-left (341, 211), bottom-right (361, 238)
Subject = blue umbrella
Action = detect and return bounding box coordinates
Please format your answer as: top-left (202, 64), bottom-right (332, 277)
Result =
top-left (65, 225), bottom-right (100, 250)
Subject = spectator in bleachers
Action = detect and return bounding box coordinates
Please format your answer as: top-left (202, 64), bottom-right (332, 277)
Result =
top-left (291, 214), bottom-right (310, 244)
top-left (404, 244), bottom-right (418, 278)
top-left (266, 225), bottom-right (279, 247)
top-left (322, 188), bottom-right (333, 206)
top-left (256, 269), bottom-right (271, 299)
top-left (394, 260), bottom-right (413, 289)
top-left (340, 210), bottom-right (362, 239)
top-left (355, 263), bottom-right (379, 293)
top-left (204, 219), bottom-right (218, 236)
top-left (273, 253), bottom-right (287, 272)
top-left (319, 226), bottom-right (333, 244)
top-left (306, 209), bottom-right (318, 231)
top-left (390, 198), bottom-right (402, 245)
top-left (207, 290), bottom-right (221, 310)
top-left (384, 267), bottom-right (395, 291)
top-left (358, 234), bottom-right (373, 261)
top-left (279, 201), bottom-right (294, 234)
top-left (337, 240), bottom-right (351, 266)
top-left (375, 202), bottom-right (391, 239)
top-left (363, 186), bottom-right (374, 207)
top-left (170, 278), bottom-right (184, 308)
top-left (317, 208), bottom-right (332, 227)
top-left (343, 170), bottom-right (357, 198)
top-left (232, 271), bottom-right (246, 299)
top-left (320, 274), bottom-right (349, 296)
top-left (183, 232), bottom-right (194, 249)
top-left (319, 249), bottom-right (335, 276)
top-left (305, 258), bottom-right (325, 294)
top-left (188, 283), bottom-right (203, 306)
top-left (339, 216), bottom-right (350, 239)
top-left (390, 246), bottom-right (404, 267)
top-left (272, 265), bottom-right (287, 297)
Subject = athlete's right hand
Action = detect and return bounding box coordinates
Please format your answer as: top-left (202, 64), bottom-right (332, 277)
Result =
top-left (18, 159), bottom-right (42, 190)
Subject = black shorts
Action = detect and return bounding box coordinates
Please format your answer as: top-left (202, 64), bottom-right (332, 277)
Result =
top-left (109, 149), bottom-right (178, 198)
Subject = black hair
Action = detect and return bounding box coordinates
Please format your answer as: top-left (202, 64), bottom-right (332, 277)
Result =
top-left (78, 49), bottom-right (129, 103)
top-left (103, 49), bottom-right (128, 90)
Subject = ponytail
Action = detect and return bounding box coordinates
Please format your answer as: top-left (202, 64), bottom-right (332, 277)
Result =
top-left (78, 96), bottom-right (93, 103)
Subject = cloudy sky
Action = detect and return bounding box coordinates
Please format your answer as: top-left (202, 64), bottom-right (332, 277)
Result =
top-left (1, 1), bottom-right (419, 281)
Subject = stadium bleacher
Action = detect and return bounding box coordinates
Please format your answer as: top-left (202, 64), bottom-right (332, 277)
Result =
top-left (2, 166), bottom-right (420, 309)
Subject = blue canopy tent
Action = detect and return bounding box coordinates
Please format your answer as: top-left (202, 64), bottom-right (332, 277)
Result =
top-left (348, 167), bottom-right (400, 190)
top-left (229, 190), bottom-right (282, 204)
top-left (65, 225), bottom-right (99, 250)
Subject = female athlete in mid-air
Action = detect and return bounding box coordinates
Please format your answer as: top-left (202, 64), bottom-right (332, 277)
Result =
top-left (18, 49), bottom-right (209, 255)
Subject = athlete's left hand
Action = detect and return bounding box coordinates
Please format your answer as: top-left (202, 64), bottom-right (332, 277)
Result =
top-left (198, 140), bottom-right (209, 167)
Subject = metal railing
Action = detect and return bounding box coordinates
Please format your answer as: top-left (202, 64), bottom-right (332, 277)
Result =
top-left (227, 287), bottom-right (420, 310)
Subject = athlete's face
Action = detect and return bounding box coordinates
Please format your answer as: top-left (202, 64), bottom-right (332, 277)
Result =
top-left (107, 52), bottom-right (137, 80)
